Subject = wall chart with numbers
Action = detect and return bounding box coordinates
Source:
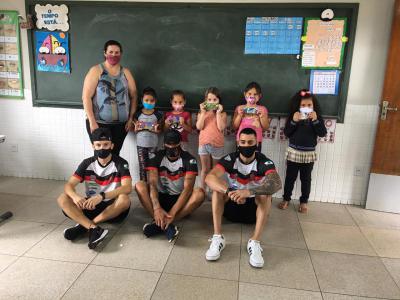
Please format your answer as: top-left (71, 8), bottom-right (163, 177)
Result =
top-left (310, 70), bottom-right (340, 95)
top-left (301, 18), bottom-right (347, 69)
top-left (0, 11), bottom-right (23, 99)
top-left (245, 17), bottom-right (303, 54)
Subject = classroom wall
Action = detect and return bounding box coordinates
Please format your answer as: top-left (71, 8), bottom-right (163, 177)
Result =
top-left (0, 0), bottom-right (394, 205)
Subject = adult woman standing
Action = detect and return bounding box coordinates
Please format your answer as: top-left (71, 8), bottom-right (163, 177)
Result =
top-left (82, 40), bottom-right (137, 156)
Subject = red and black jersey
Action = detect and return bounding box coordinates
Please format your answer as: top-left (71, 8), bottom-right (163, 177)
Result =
top-left (216, 152), bottom-right (277, 191)
top-left (73, 155), bottom-right (131, 201)
top-left (146, 150), bottom-right (198, 195)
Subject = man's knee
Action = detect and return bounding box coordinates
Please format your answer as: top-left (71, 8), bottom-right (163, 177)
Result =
top-left (116, 194), bottom-right (131, 210)
top-left (192, 187), bottom-right (205, 205)
top-left (57, 193), bottom-right (72, 208)
top-left (212, 190), bottom-right (228, 203)
top-left (255, 195), bottom-right (272, 206)
top-left (135, 181), bottom-right (148, 195)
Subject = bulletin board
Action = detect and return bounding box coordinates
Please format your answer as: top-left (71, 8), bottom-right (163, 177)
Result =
top-left (0, 10), bottom-right (24, 99)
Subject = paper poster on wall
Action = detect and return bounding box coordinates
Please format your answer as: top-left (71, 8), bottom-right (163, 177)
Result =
top-left (310, 70), bottom-right (340, 95)
top-left (279, 117), bottom-right (288, 141)
top-left (301, 18), bottom-right (347, 69)
top-left (318, 119), bottom-right (336, 143)
top-left (0, 10), bottom-right (24, 99)
top-left (35, 4), bottom-right (69, 31)
top-left (264, 117), bottom-right (279, 139)
top-left (35, 31), bottom-right (70, 73)
top-left (245, 17), bottom-right (303, 54)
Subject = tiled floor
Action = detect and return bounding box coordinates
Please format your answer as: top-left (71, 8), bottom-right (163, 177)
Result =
top-left (0, 176), bottom-right (400, 300)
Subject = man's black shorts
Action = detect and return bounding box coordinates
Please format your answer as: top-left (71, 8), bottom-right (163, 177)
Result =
top-left (158, 192), bottom-right (179, 212)
top-left (63, 199), bottom-right (130, 223)
top-left (223, 197), bottom-right (257, 224)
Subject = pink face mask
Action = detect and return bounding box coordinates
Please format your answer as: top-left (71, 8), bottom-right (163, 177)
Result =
top-left (106, 55), bottom-right (121, 66)
top-left (246, 96), bottom-right (256, 105)
top-left (172, 104), bottom-right (184, 112)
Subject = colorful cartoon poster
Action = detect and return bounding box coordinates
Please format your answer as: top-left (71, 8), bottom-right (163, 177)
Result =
top-left (35, 30), bottom-right (70, 73)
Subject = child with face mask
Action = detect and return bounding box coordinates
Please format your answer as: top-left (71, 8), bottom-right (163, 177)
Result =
top-left (164, 90), bottom-right (192, 151)
top-left (196, 87), bottom-right (227, 193)
top-left (232, 82), bottom-right (269, 151)
top-left (279, 89), bottom-right (327, 213)
top-left (133, 87), bottom-right (163, 181)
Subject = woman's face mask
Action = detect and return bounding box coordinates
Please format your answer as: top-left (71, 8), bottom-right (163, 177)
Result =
top-left (105, 55), bottom-right (121, 66)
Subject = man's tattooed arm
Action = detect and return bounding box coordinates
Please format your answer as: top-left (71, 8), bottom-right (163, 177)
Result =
top-left (249, 171), bottom-right (282, 195)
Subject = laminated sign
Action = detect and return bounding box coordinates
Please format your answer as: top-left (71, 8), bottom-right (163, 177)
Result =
top-left (35, 4), bottom-right (69, 31)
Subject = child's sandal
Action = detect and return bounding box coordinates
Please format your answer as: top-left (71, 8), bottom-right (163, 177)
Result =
top-left (278, 201), bottom-right (290, 210)
top-left (298, 204), bottom-right (308, 213)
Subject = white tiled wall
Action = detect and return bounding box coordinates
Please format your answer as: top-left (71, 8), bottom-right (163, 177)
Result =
top-left (0, 91), bottom-right (379, 206)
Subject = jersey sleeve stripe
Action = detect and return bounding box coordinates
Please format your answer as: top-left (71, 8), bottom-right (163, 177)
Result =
top-left (145, 167), bottom-right (158, 171)
top-left (121, 175), bottom-right (131, 180)
top-left (185, 171), bottom-right (198, 175)
top-left (265, 169), bottom-right (277, 175)
top-left (215, 164), bottom-right (225, 172)
top-left (73, 174), bottom-right (83, 181)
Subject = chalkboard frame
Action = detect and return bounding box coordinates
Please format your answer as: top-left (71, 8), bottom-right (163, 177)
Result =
top-left (26, 1), bottom-right (358, 123)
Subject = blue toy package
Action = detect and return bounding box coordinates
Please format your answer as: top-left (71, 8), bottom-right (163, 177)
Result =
top-left (243, 106), bottom-right (258, 114)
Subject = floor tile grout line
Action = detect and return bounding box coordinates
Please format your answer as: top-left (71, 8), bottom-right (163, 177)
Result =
top-left (322, 291), bottom-right (394, 300)
top-left (237, 224), bottom-right (243, 300)
top-left (149, 228), bottom-right (179, 299)
top-left (294, 202), bottom-right (324, 296)
top-left (19, 223), bottom-right (60, 257)
top-left (352, 210), bottom-right (400, 294)
top-left (234, 279), bottom-right (322, 294)
top-left (0, 254), bottom-right (23, 275)
top-left (6, 218), bottom-right (66, 226)
top-left (345, 205), bottom-right (400, 230)
top-left (299, 219), bottom-right (359, 228)
top-left (58, 227), bottom-right (124, 300)
top-left (162, 270), bottom-right (239, 284)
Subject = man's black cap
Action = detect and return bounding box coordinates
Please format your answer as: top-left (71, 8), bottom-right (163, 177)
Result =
top-left (92, 128), bottom-right (112, 142)
top-left (164, 129), bottom-right (181, 145)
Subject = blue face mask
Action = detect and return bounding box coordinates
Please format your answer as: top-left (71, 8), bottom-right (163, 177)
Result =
top-left (143, 102), bottom-right (155, 110)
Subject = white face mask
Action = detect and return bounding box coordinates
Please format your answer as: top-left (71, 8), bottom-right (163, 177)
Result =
top-left (300, 107), bottom-right (313, 114)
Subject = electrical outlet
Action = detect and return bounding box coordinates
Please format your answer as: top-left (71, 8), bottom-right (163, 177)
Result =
top-left (10, 144), bottom-right (18, 152)
top-left (354, 166), bottom-right (364, 177)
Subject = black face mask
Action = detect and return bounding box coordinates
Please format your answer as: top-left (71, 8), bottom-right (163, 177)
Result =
top-left (95, 148), bottom-right (112, 159)
top-left (165, 146), bottom-right (180, 158)
top-left (238, 145), bottom-right (257, 158)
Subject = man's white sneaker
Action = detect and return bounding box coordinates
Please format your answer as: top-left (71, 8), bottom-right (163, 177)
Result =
top-left (247, 239), bottom-right (264, 268)
top-left (205, 234), bottom-right (225, 261)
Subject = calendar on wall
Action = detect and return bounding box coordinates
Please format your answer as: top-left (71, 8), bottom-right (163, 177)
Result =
top-left (0, 10), bottom-right (23, 99)
top-left (310, 70), bottom-right (340, 95)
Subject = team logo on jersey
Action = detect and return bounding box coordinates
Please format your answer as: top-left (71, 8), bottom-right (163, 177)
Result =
top-left (123, 164), bottom-right (129, 169)
top-left (149, 153), bottom-right (156, 159)
top-left (189, 159), bottom-right (197, 165)
top-left (224, 155), bottom-right (231, 161)
top-left (265, 161), bottom-right (274, 166)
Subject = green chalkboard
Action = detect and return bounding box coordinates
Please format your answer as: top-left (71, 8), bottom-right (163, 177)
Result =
top-left (27, 1), bottom-right (358, 122)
